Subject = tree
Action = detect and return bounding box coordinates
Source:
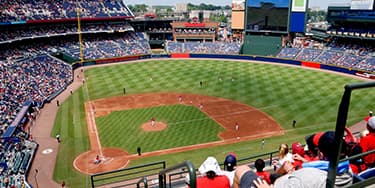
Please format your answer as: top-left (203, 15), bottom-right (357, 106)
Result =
top-left (307, 8), bottom-right (327, 22)
top-left (187, 3), bottom-right (229, 11)
top-left (209, 12), bottom-right (227, 23)
top-left (128, 4), bottom-right (148, 14)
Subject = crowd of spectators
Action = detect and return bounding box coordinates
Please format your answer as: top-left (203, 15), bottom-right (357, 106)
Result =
top-left (295, 48), bottom-right (323, 62)
top-left (354, 57), bottom-right (375, 72)
top-left (0, 22), bottom-right (134, 43)
top-left (1, 0), bottom-right (133, 22)
top-left (0, 55), bottom-right (72, 132)
top-left (328, 27), bottom-right (375, 38)
top-left (327, 39), bottom-right (374, 56)
top-left (0, 30), bottom-right (151, 62)
top-left (314, 50), bottom-right (345, 65)
top-left (189, 114), bottom-right (375, 188)
top-left (0, 131), bottom-right (37, 188)
top-left (166, 41), bottom-right (241, 55)
top-left (58, 32), bottom-right (151, 60)
top-left (174, 28), bottom-right (216, 35)
top-left (276, 48), bottom-right (301, 59)
top-left (335, 54), bottom-right (365, 68)
top-left (277, 38), bottom-right (375, 72)
top-left (148, 27), bottom-right (172, 33)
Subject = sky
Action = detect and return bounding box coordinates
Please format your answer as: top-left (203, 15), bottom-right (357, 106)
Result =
top-left (124, 0), bottom-right (329, 9)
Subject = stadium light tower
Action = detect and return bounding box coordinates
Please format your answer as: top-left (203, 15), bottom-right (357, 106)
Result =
top-left (76, 2), bottom-right (84, 64)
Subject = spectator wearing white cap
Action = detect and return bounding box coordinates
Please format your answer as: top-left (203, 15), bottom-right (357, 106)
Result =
top-left (193, 156), bottom-right (230, 188)
top-left (360, 116), bottom-right (375, 168)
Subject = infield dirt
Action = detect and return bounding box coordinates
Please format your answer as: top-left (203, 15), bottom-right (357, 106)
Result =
top-left (74, 93), bottom-right (284, 174)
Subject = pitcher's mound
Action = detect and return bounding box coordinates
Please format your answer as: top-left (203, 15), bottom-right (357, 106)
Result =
top-left (141, 122), bottom-right (167, 132)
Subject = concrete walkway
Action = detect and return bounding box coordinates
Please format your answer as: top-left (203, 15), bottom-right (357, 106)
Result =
top-left (27, 67), bottom-right (85, 188)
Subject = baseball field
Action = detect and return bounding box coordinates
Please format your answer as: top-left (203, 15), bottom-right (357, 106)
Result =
top-left (51, 59), bottom-right (375, 187)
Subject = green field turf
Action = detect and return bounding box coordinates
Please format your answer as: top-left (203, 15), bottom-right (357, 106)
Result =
top-left (51, 59), bottom-right (375, 187)
top-left (97, 105), bottom-right (223, 153)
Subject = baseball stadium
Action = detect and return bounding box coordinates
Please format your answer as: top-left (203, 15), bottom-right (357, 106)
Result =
top-left (1, 0), bottom-right (375, 188)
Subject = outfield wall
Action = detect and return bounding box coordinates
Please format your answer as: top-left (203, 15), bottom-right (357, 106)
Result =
top-left (71, 54), bottom-right (374, 80)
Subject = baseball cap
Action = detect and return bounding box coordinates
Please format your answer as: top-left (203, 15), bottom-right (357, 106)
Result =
top-left (313, 132), bottom-right (324, 147)
top-left (367, 116), bottom-right (375, 130)
top-left (318, 131), bottom-right (335, 160)
top-left (274, 168), bottom-right (327, 188)
top-left (224, 153), bottom-right (237, 171)
top-left (305, 132), bottom-right (324, 152)
top-left (239, 170), bottom-right (258, 188)
top-left (292, 142), bottom-right (305, 156)
top-left (198, 157), bottom-right (222, 175)
top-left (318, 131), bottom-right (348, 161)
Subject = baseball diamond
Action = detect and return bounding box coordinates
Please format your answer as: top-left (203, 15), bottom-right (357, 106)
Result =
top-left (73, 93), bottom-right (282, 174)
top-left (2, 1), bottom-right (375, 188)
top-left (46, 59), bottom-right (375, 187)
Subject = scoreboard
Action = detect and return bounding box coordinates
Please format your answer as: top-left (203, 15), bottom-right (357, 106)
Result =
top-left (245, 0), bottom-right (307, 33)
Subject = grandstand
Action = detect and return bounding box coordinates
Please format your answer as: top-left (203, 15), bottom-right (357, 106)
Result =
top-left (166, 41), bottom-right (241, 54)
top-left (1, 0), bottom-right (375, 188)
top-left (0, 1), bottom-right (141, 187)
top-left (1, 0), bottom-right (133, 22)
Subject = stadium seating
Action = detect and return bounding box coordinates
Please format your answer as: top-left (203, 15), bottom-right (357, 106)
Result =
top-left (0, 138), bottom-right (37, 188)
top-left (59, 32), bottom-right (151, 60)
top-left (0, 55), bottom-right (72, 131)
top-left (353, 57), bottom-right (375, 72)
top-left (314, 50), bottom-right (345, 65)
top-left (0, 23), bottom-right (134, 43)
top-left (166, 42), bottom-right (241, 55)
top-left (277, 48), bottom-right (301, 59)
top-left (295, 48), bottom-right (323, 62)
top-left (1, 0), bottom-right (132, 22)
top-left (277, 39), bottom-right (374, 73)
top-left (335, 54), bottom-right (365, 68)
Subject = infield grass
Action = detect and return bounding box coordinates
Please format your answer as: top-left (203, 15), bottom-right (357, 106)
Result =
top-left (52, 59), bottom-right (375, 187)
top-left (97, 105), bottom-right (223, 153)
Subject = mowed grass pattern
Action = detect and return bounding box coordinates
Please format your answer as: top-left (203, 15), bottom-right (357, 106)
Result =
top-left (52, 59), bottom-right (375, 188)
top-left (86, 60), bottom-right (375, 128)
top-left (97, 105), bottom-right (223, 153)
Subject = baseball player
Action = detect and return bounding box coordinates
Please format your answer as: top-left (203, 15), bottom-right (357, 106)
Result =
top-left (178, 95), bottom-right (182, 103)
top-left (151, 117), bottom-right (155, 127)
top-left (235, 122), bottom-right (239, 131)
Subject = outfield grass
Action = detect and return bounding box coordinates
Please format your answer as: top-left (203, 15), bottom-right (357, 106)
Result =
top-left (52, 59), bottom-right (375, 187)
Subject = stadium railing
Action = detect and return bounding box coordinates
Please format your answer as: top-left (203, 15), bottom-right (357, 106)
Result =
top-left (89, 149), bottom-right (279, 187)
top-left (330, 81), bottom-right (375, 188)
top-left (136, 177), bottom-right (148, 188)
top-left (90, 161), bottom-right (166, 188)
top-left (158, 160), bottom-right (196, 188)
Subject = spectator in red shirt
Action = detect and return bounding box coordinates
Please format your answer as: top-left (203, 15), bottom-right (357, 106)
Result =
top-left (360, 116), bottom-right (375, 168)
top-left (364, 111), bottom-right (373, 122)
top-left (304, 132), bottom-right (322, 162)
top-left (291, 142), bottom-right (305, 170)
top-left (254, 158), bottom-right (271, 184)
top-left (193, 156), bottom-right (230, 188)
top-left (347, 142), bottom-right (366, 174)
